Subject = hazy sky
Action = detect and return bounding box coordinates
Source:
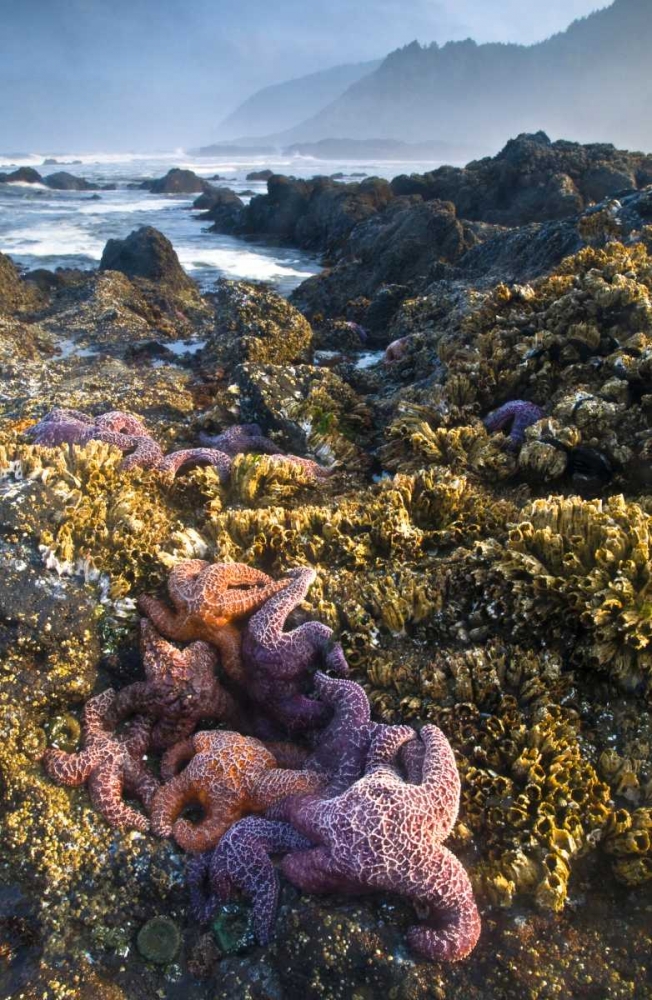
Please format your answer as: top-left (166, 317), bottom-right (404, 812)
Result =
top-left (0, 0), bottom-right (608, 151)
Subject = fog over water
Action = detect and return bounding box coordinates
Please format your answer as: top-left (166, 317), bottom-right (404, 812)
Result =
top-left (1, 0), bottom-right (607, 151)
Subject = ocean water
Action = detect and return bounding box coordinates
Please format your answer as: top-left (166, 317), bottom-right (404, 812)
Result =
top-left (0, 150), bottom-right (448, 296)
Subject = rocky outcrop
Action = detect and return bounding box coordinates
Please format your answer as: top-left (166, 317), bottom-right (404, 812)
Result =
top-left (226, 174), bottom-right (393, 253)
top-left (192, 187), bottom-right (244, 231)
top-left (390, 132), bottom-right (652, 226)
top-left (201, 279), bottom-right (313, 369)
top-left (99, 226), bottom-right (196, 295)
top-left (141, 168), bottom-right (213, 195)
top-left (44, 171), bottom-right (105, 191)
top-left (0, 167), bottom-right (44, 184)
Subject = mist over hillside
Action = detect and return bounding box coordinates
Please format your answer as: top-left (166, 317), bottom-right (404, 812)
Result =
top-left (270, 0), bottom-right (651, 152)
top-left (215, 60), bottom-right (381, 141)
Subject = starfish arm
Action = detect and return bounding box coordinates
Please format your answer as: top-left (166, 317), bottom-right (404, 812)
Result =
top-left (267, 793), bottom-right (328, 841)
top-left (113, 682), bottom-right (150, 721)
top-left (150, 773), bottom-right (191, 836)
top-left (42, 748), bottom-right (95, 786)
top-left (160, 739), bottom-right (196, 782)
top-left (137, 595), bottom-right (195, 642)
top-left (123, 757), bottom-right (159, 811)
top-left (260, 742), bottom-right (310, 769)
top-left (313, 672), bottom-right (370, 725)
top-left (253, 768), bottom-right (327, 810)
top-left (211, 624), bottom-right (245, 685)
top-left (323, 643), bottom-right (350, 676)
top-left (248, 568), bottom-right (316, 642)
top-left (118, 436), bottom-right (165, 471)
top-left (88, 761), bottom-right (149, 832)
top-left (157, 448), bottom-right (232, 483)
top-left (94, 411), bottom-right (148, 436)
top-left (417, 725), bottom-right (461, 839)
top-left (366, 725), bottom-right (416, 777)
top-left (405, 847), bottom-right (481, 962)
top-left (187, 853), bottom-right (222, 923)
top-left (281, 846), bottom-right (349, 894)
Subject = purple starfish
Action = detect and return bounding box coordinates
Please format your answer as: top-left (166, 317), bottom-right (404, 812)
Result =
top-left (187, 816), bottom-right (312, 944)
top-left (304, 672), bottom-right (389, 796)
top-left (157, 448), bottom-right (233, 483)
top-left (242, 568), bottom-right (349, 734)
top-left (26, 407), bottom-right (164, 470)
top-left (277, 724), bottom-right (481, 963)
top-left (200, 424), bottom-right (332, 479)
top-left (199, 423), bottom-right (283, 457)
top-left (482, 400), bottom-right (544, 449)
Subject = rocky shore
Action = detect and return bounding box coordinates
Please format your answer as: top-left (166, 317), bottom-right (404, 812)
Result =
top-left (0, 132), bottom-right (651, 999)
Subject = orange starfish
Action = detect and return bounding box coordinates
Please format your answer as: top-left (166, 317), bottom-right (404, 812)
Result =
top-left (138, 560), bottom-right (287, 684)
top-left (150, 729), bottom-right (326, 852)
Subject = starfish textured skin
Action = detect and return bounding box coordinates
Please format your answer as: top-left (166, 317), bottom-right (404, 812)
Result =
top-left (187, 816), bottom-right (312, 944)
top-left (42, 689), bottom-right (158, 832)
top-left (242, 567), bottom-right (349, 733)
top-left (200, 424), bottom-right (332, 478)
top-left (156, 447), bottom-right (233, 483)
top-left (113, 620), bottom-right (243, 751)
top-left (26, 407), bottom-right (164, 469)
top-left (277, 724), bottom-right (481, 962)
top-left (150, 729), bottom-right (326, 852)
top-left (199, 423), bottom-right (284, 456)
top-left (138, 560), bottom-right (288, 684)
top-left (304, 672), bottom-right (394, 796)
top-left (482, 400), bottom-right (545, 449)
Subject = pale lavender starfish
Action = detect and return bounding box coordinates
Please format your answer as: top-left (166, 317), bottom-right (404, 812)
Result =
top-left (277, 724), bottom-right (481, 963)
top-left (242, 568), bottom-right (349, 734)
top-left (187, 816), bottom-right (312, 944)
top-left (26, 408), bottom-right (164, 469)
top-left (482, 400), bottom-right (544, 449)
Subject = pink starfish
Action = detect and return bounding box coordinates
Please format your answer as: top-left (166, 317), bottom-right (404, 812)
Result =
top-left (42, 689), bottom-right (158, 832)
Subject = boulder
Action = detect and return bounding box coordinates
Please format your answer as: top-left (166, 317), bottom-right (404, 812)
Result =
top-left (0, 167), bottom-right (43, 184)
top-left (193, 187), bottom-right (244, 230)
top-left (44, 171), bottom-right (99, 191)
top-left (246, 169), bottom-right (274, 181)
top-left (141, 168), bottom-right (213, 195)
top-left (99, 226), bottom-right (197, 295)
top-left (202, 279), bottom-right (312, 368)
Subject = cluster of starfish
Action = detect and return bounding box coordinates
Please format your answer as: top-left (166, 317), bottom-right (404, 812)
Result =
top-left (42, 560), bottom-right (480, 963)
top-left (26, 409), bottom-right (331, 481)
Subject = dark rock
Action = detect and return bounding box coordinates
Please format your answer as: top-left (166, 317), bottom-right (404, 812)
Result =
top-left (389, 132), bottom-right (652, 226)
top-left (141, 168), bottom-right (213, 195)
top-left (226, 174), bottom-right (393, 253)
top-left (44, 171), bottom-right (99, 191)
top-left (193, 187), bottom-right (244, 230)
top-left (99, 226), bottom-right (197, 296)
top-left (0, 167), bottom-right (43, 185)
top-left (246, 169), bottom-right (274, 181)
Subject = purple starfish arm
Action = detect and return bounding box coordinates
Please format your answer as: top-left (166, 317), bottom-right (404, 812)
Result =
top-left (94, 411), bottom-right (150, 436)
top-left (243, 568), bottom-right (342, 732)
top-left (305, 673), bottom-right (376, 794)
top-left (199, 424), bottom-right (284, 457)
top-left (156, 448), bottom-right (233, 482)
top-left (279, 724), bottom-right (480, 963)
top-left (482, 400), bottom-right (544, 449)
top-left (92, 430), bottom-right (164, 470)
top-left (26, 409), bottom-right (97, 447)
top-left (187, 817), bottom-right (313, 944)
